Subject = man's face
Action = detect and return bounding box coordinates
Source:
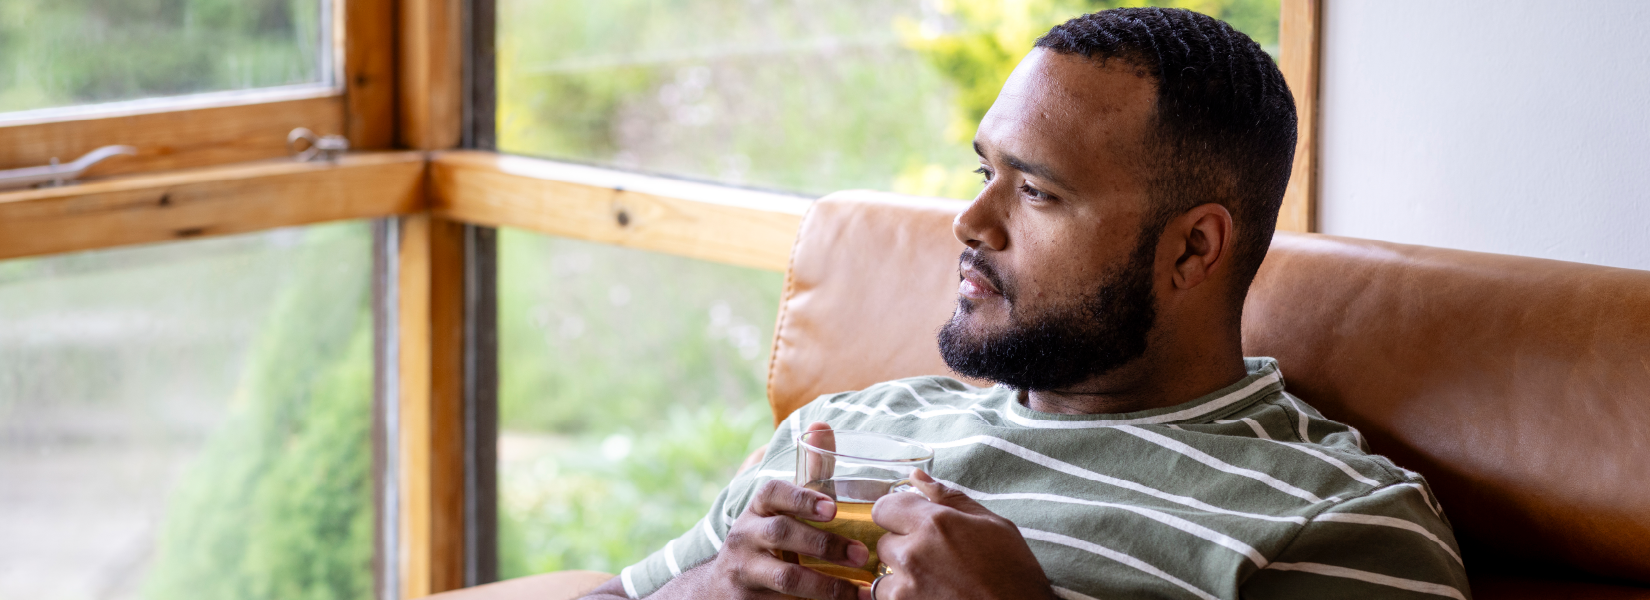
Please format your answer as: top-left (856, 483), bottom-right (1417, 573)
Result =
top-left (939, 49), bottom-right (1163, 391)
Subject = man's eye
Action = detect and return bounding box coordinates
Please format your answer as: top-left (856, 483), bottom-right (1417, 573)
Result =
top-left (1020, 183), bottom-right (1052, 201)
top-left (974, 166), bottom-right (992, 183)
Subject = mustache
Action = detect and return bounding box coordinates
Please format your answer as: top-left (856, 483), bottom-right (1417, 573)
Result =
top-left (959, 249), bottom-right (1011, 298)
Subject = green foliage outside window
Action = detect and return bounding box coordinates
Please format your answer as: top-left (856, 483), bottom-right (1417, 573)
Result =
top-left (496, 233), bottom-right (782, 577)
top-left (141, 225), bottom-right (375, 600)
top-left (0, 0), bottom-right (324, 112)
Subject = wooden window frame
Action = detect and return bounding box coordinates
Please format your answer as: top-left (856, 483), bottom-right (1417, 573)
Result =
top-left (1279, 0), bottom-right (1324, 234)
top-left (0, 2), bottom-right (1322, 598)
top-left (0, 0), bottom-right (399, 179)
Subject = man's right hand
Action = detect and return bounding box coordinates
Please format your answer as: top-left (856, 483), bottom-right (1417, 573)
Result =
top-left (584, 478), bottom-right (870, 600)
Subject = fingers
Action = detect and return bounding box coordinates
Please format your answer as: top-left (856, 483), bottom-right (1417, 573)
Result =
top-left (804, 421), bottom-right (836, 449)
top-left (909, 470), bottom-right (991, 515)
top-left (736, 553), bottom-right (867, 600)
top-left (871, 489), bottom-right (938, 536)
top-left (873, 471), bottom-right (997, 535)
top-left (733, 513), bottom-right (870, 568)
top-left (800, 421), bottom-right (837, 484)
top-left (750, 479), bottom-right (835, 521)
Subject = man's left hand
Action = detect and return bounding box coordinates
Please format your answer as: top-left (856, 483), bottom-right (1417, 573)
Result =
top-left (867, 470), bottom-right (1059, 600)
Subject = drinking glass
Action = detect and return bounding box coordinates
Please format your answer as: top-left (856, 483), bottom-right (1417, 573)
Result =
top-left (788, 427), bottom-right (935, 584)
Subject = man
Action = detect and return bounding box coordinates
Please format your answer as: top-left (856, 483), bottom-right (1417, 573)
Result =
top-left (584, 7), bottom-right (1468, 600)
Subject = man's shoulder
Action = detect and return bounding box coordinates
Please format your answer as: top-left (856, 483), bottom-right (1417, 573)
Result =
top-left (1162, 389), bottom-right (1420, 499)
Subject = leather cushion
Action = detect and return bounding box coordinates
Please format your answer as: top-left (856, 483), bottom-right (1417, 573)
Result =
top-left (1243, 233), bottom-right (1650, 584)
top-left (767, 191), bottom-right (980, 420)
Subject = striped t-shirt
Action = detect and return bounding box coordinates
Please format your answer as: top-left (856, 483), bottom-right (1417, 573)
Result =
top-left (619, 358), bottom-right (1470, 599)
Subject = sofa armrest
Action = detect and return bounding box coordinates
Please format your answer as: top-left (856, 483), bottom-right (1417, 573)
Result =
top-left (424, 571), bottom-right (614, 600)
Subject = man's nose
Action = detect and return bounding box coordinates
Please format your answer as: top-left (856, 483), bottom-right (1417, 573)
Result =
top-left (953, 197), bottom-right (1007, 251)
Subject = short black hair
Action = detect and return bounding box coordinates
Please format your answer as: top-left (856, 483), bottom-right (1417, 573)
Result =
top-left (1036, 7), bottom-right (1296, 307)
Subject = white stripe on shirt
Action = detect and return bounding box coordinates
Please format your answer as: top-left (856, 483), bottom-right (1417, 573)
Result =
top-left (663, 539), bottom-right (683, 576)
top-left (928, 436), bottom-right (1307, 524)
top-left (883, 381), bottom-right (934, 406)
top-left (1022, 528), bottom-right (1219, 600)
top-left (939, 478), bottom-right (1269, 567)
top-left (619, 566), bottom-right (639, 599)
top-left (1313, 512), bottom-right (1463, 566)
top-left (701, 518), bottom-right (723, 551)
top-left (1183, 419), bottom-right (1380, 490)
top-left (821, 400), bottom-right (985, 422)
top-left (1397, 482), bottom-right (1444, 517)
top-left (1264, 562), bottom-right (1465, 599)
top-left (1218, 418), bottom-right (1274, 440)
top-left (1114, 425), bottom-right (1324, 503)
top-left (1284, 396), bottom-right (1313, 442)
top-left (1273, 442), bottom-right (1382, 487)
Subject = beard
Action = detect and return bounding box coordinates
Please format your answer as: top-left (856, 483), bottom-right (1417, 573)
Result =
top-left (938, 233), bottom-right (1159, 392)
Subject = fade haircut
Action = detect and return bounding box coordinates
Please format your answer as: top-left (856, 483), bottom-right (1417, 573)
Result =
top-left (1036, 7), bottom-right (1296, 307)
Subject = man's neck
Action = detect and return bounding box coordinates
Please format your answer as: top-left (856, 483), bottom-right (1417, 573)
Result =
top-left (1021, 342), bottom-right (1249, 416)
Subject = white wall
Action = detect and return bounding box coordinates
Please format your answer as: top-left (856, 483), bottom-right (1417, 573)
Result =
top-left (1318, 0), bottom-right (1650, 271)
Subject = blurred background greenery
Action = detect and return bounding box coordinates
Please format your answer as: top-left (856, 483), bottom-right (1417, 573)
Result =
top-left (0, 0), bottom-right (325, 113)
top-left (0, 223), bottom-right (373, 600)
top-left (0, 0), bottom-right (1277, 598)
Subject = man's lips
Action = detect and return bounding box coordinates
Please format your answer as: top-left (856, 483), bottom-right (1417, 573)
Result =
top-left (958, 265), bottom-right (1002, 300)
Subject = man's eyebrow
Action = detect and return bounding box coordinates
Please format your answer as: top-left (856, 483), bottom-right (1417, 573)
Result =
top-left (974, 140), bottom-right (1074, 191)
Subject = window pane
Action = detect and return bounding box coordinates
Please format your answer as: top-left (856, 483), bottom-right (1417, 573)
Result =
top-left (0, 222), bottom-right (373, 600)
top-left (496, 230), bottom-right (781, 576)
top-left (0, 0), bottom-right (329, 114)
top-left (496, 0), bottom-right (1279, 199)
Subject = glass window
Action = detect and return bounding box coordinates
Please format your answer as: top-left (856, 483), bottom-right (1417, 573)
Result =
top-left (496, 0), bottom-right (1279, 200)
top-left (0, 222), bottom-right (373, 600)
top-left (0, 0), bottom-right (330, 115)
top-left (496, 230), bottom-right (782, 576)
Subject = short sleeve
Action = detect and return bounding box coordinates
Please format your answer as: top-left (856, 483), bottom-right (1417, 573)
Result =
top-left (1241, 481), bottom-right (1471, 600)
top-left (617, 409), bottom-right (812, 598)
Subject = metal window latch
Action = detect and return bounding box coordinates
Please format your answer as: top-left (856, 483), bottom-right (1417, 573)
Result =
top-left (0, 145), bottom-right (139, 191)
top-left (288, 128), bottom-right (350, 163)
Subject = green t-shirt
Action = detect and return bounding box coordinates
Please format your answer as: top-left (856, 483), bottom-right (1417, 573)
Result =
top-left (619, 358), bottom-right (1470, 599)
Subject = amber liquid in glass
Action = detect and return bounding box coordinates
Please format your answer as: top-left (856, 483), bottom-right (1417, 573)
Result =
top-left (788, 501), bottom-right (886, 584)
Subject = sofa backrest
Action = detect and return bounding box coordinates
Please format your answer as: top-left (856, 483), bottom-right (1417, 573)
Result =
top-left (766, 190), bottom-right (1650, 584)
top-left (1242, 232), bottom-right (1650, 584)
top-left (767, 191), bottom-right (975, 419)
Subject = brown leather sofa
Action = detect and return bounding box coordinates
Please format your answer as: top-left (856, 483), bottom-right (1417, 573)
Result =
top-left (437, 191), bottom-right (1650, 599)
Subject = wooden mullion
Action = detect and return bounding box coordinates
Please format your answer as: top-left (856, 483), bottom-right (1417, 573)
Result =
top-left (399, 0), bottom-right (464, 150)
top-left (395, 213), bottom-right (470, 599)
top-left (346, 0), bottom-right (400, 149)
top-left (1278, 0), bottom-right (1323, 233)
top-left (391, 0), bottom-right (467, 595)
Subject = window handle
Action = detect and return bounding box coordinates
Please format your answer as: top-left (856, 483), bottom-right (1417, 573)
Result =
top-left (287, 128), bottom-right (350, 163)
top-left (0, 145), bottom-right (138, 191)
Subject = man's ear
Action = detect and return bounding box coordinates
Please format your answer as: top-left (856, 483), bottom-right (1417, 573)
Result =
top-left (1166, 203), bottom-right (1234, 291)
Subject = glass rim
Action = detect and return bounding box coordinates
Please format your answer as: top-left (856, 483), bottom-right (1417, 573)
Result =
top-left (794, 429), bottom-right (934, 464)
